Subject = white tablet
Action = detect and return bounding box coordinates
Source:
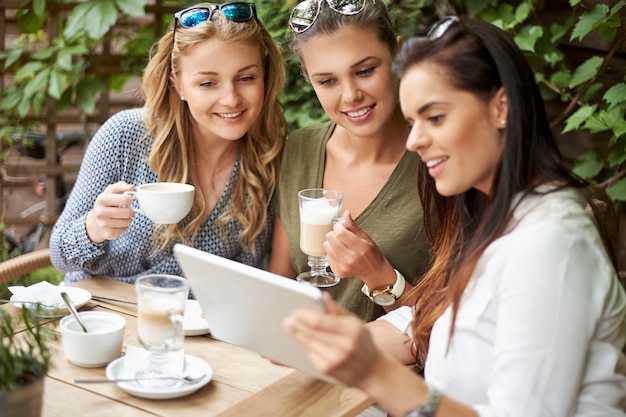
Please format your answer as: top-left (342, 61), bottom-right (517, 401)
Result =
top-left (173, 244), bottom-right (335, 384)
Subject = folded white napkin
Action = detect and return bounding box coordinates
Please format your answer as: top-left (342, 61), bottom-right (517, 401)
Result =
top-left (119, 345), bottom-right (185, 378)
top-left (8, 281), bottom-right (64, 307)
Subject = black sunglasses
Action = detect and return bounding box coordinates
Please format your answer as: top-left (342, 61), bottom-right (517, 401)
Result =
top-left (289, 0), bottom-right (367, 34)
top-left (173, 2), bottom-right (257, 43)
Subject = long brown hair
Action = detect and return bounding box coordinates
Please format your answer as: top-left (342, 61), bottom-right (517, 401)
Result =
top-left (141, 3), bottom-right (286, 252)
top-left (393, 19), bottom-right (618, 366)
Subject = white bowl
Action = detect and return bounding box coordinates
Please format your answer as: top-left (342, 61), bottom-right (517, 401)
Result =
top-left (60, 311), bottom-right (126, 367)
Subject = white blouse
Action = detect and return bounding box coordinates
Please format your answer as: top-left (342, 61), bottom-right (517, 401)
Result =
top-left (381, 188), bottom-right (626, 416)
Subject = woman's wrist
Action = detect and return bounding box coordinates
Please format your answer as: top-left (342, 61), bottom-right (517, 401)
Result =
top-left (356, 352), bottom-right (428, 416)
top-left (85, 210), bottom-right (105, 243)
top-left (361, 267), bottom-right (406, 307)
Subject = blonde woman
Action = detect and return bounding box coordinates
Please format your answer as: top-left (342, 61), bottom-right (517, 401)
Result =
top-left (50, 3), bottom-right (286, 283)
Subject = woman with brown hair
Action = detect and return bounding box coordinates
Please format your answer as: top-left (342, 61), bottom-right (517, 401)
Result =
top-left (285, 16), bottom-right (626, 417)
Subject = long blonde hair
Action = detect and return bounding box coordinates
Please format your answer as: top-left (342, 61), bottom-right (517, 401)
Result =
top-left (141, 3), bottom-right (286, 252)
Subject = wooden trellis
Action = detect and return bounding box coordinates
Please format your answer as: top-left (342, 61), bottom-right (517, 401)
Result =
top-left (0, 1), bottom-right (183, 247)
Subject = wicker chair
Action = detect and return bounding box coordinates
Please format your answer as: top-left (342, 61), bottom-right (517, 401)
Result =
top-left (0, 248), bottom-right (52, 285)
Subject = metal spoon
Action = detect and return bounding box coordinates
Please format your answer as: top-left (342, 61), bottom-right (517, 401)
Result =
top-left (61, 291), bottom-right (88, 333)
top-left (73, 372), bottom-right (206, 385)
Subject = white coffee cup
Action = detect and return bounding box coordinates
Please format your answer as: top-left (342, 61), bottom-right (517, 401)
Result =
top-left (125, 182), bottom-right (195, 224)
top-left (60, 311), bottom-right (126, 368)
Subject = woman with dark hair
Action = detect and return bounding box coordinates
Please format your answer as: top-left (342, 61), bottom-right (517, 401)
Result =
top-left (284, 17), bottom-right (626, 417)
top-left (270, 0), bottom-right (431, 322)
top-left (50, 3), bottom-right (286, 283)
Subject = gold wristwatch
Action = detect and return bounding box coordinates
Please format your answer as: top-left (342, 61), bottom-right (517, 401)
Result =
top-left (361, 269), bottom-right (406, 306)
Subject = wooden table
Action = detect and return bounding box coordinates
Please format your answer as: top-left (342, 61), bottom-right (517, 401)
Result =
top-left (5, 278), bottom-right (373, 417)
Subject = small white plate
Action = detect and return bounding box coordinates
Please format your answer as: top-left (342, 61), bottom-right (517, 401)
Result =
top-left (105, 354), bottom-right (213, 399)
top-left (11, 286), bottom-right (92, 318)
top-left (184, 300), bottom-right (210, 336)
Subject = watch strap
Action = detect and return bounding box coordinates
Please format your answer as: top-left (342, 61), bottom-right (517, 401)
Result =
top-left (361, 269), bottom-right (406, 301)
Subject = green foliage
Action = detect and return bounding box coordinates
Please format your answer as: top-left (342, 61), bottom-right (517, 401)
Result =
top-left (467, 0), bottom-right (626, 201)
top-left (0, 306), bottom-right (55, 391)
top-left (0, 0), bottom-right (624, 202)
top-left (0, 0), bottom-right (151, 122)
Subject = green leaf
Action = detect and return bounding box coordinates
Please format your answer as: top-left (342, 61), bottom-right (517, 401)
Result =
top-left (0, 91), bottom-right (22, 110)
top-left (610, 0), bottom-right (625, 14)
top-left (607, 178), bottom-right (626, 201)
top-left (15, 9), bottom-right (46, 33)
top-left (609, 113), bottom-right (626, 138)
top-left (581, 82), bottom-right (603, 102)
top-left (23, 68), bottom-right (50, 99)
top-left (563, 104), bottom-right (597, 133)
top-left (64, 0), bottom-right (119, 40)
top-left (2, 49), bottom-right (24, 69)
top-left (33, 0), bottom-right (46, 17)
top-left (14, 61), bottom-right (46, 83)
top-left (114, 0), bottom-right (147, 17)
top-left (550, 70), bottom-right (571, 89)
top-left (48, 71), bottom-right (68, 100)
top-left (549, 22), bottom-right (569, 43)
top-left (76, 78), bottom-right (105, 114)
top-left (31, 91), bottom-right (45, 116)
top-left (583, 116), bottom-right (610, 134)
top-left (597, 18), bottom-right (618, 41)
top-left (57, 87), bottom-right (74, 112)
top-left (572, 151), bottom-right (603, 179)
top-left (608, 148), bottom-right (626, 167)
top-left (65, 43), bottom-right (90, 56)
top-left (466, 0), bottom-right (496, 16)
top-left (17, 97), bottom-right (31, 118)
top-left (571, 4), bottom-right (608, 41)
top-left (514, 2), bottom-right (532, 23)
top-left (31, 47), bottom-right (55, 60)
top-left (63, 3), bottom-right (92, 38)
top-left (543, 49), bottom-right (565, 66)
top-left (56, 49), bottom-right (73, 71)
top-left (569, 56), bottom-right (603, 88)
top-left (604, 83), bottom-right (626, 107)
top-left (87, 0), bottom-right (119, 40)
top-left (514, 25), bottom-right (543, 52)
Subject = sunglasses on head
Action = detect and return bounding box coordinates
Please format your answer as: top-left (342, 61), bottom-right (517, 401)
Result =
top-left (426, 15), bottom-right (487, 46)
top-left (173, 2), bottom-right (257, 43)
top-left (289, 0), bottom-right (367, 34)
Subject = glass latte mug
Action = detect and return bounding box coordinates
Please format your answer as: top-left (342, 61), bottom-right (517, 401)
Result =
top-left (135, 274), bottom-right (189, 387)
top-left (296, 188), bottom-right (344, 287)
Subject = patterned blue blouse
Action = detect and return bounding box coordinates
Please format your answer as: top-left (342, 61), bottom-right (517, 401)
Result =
top-left (49, 109), bottom-right (273, 284)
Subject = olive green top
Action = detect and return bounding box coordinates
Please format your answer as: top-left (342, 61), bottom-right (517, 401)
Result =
top-left (276, 121), bottom-right (431, 322)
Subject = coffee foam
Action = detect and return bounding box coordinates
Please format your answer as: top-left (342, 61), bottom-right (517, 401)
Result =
top-left (300, 199), bottom-right (338, 224)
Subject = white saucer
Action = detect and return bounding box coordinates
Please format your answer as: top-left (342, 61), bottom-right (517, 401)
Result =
top-left (184, 300), bottom-right (210, 336)
top-left (105, 354), bottom-right (213, 399)
top-left (11, 286), bottom-right (92, 318)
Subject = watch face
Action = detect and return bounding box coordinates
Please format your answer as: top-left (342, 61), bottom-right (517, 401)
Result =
top-left (373, 293), bottom-right (396, 306)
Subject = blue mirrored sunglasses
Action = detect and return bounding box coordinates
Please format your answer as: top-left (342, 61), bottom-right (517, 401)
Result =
top-left (289, 0), bottom-right (366, 34)
top-left (173, 2), bottom-right (257, 43)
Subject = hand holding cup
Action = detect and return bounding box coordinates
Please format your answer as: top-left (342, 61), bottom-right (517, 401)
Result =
top-left (124, 182), bottom-right (195, 224)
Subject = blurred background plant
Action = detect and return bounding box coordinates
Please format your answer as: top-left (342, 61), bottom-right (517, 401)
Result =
top-left (0, 0), bottom-right (624, 277)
